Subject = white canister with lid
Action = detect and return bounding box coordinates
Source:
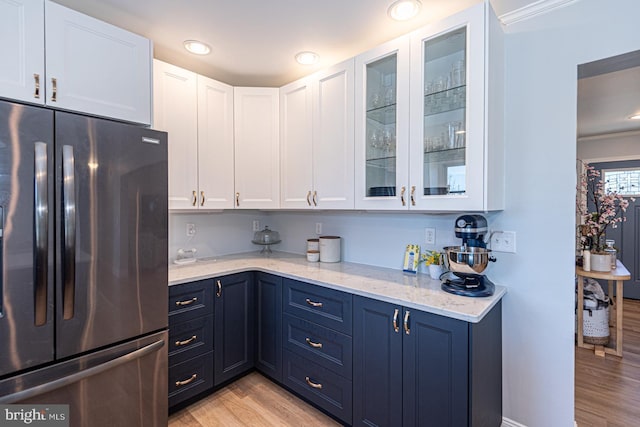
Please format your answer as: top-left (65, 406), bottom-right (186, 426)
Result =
top-left (307, 238), bottom-right (319, 252)
top-left (319, 236), bottom-right (341, 263)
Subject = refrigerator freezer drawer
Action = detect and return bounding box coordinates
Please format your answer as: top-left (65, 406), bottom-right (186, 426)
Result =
top-left (0, 331), bottom-right (168, 427)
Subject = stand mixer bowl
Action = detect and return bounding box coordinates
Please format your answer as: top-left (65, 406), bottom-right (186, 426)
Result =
top-left (443, 246), bottom-right (496, 275)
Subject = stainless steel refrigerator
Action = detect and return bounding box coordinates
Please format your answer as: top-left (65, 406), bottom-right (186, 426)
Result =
top-left (0, 99), bottom-right (168, 426)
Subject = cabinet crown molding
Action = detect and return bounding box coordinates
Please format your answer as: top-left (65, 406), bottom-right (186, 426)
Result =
top-left (499, 0), bottom-right (579, 26)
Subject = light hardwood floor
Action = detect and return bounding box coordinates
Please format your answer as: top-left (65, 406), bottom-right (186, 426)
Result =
top-left (575, 298), bottom-right (640, 426)
top-left (168, 372), bottom-right (341, 427)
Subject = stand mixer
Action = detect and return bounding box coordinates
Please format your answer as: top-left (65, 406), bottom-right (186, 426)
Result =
top-left (441, 214), bottom-right (496, 297)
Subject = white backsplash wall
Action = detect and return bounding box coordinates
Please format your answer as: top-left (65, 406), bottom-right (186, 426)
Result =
top-left (169, 211), bottom-right (267, 261)
top-left (169, 210), bottom-right (502, 272)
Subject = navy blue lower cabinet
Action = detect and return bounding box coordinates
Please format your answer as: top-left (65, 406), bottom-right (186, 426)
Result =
top-left (353, 296), bottom-right (502, 427)
top-left (214, 272), bottom-right (255, 386)
top-left (353, 297), bottom-right (403, 427)
top-left (255, 272), bottom-right (283, 382)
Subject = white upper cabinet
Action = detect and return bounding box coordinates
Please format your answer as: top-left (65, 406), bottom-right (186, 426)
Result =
top-left (0, 0), bottom-right (152, 124)
top-left (153, 60), bottom-right (198, 210)
top-left (45, 0), bottom-right (152, 124)
top-left (153, 60), bottom-right (235, 211)
top-left (234, 87), bottom-right (280, 209)
top-left (197, 75), bottom-right (235, 209)
top-left (280, 60), bottom-right (354, 210)
top-left (354, 36), bottom-right (411, 210)
top-left (0, 0), bottom-right (44, 104)
top-left (408, 2), bottom-right (504, 211)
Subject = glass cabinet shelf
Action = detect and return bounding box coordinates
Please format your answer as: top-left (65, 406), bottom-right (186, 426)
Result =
top-left (423, 146), bottom-right (465, 163)
top-left (366, 103), bottom-right (397, 125)
top-left (424, 85), bottom-right (466, 116)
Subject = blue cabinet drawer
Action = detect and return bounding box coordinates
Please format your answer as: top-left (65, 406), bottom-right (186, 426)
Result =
top-left (283, 313), bottom-right (352, 379)
top-left (283, 279), bottom-right (352, 334)
top-left (169, 314), bottom-right (214, 366)
top-left (168, 351), bottom-right (214, 409)
top-left (283, 350), bottom-right (352, 425)
top-left (169, 279), bottom-right (214, 322)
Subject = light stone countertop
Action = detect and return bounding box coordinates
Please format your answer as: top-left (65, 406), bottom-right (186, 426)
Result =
top-left (169, 252), bottom-right (506, 323)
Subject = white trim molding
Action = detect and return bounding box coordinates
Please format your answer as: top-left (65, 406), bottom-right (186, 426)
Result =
top-left (499, 0), bottom-right (579, 26)
top-left (502, 417), bottom-right (528, 427)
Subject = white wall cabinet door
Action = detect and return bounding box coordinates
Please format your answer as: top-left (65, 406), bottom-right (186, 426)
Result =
top-left (0, 0), bottom-right (44, 105)
top-left (354, 37), bottom-right (410, 210)
top-left (409, 2), bottom-right (504, 211)
top-left (153, 60), bottom-right (198, 210)
top-left (45, 0), bottom-right (152, 125)
top-left (312, 59), bottom-right (355, 209)
top-left (197, 75), bottom-right (235, 209)
top-left (280, 78), bottom-right (314, 209)
top-left (234, 87), bottom-right (280, 209)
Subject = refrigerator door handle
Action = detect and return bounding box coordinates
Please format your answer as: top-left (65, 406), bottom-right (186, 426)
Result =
top-left (34, 142), bottom-right (48, 326)
top-left (0, 339), bottom-right (165, 404)
top-left (62, 145), bottom-right (76, 320)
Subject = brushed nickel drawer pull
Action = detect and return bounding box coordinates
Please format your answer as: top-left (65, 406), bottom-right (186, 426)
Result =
top-left (175, 374), bottom-right (197, 387)
top-left (305, 298), bottom-right (323, 308)
top-left (305, 376), bottom-right (322, 389)
top-left (192, 190), bottom-right (197, 206)
top-left (236, 192), bottom-right (240, 207)
top-left (392, 308), bottom-right (400, 333)
top-left (51, 77), bottom-right (57, 102)
top-left (175, 335), bottom-right (197, 346)
top-left (306, 190), bottom-right (311, 206)
top-left (175, 297), bottom-right (197, 306)
top-left (34, 73), bottom-right (40, 99)
top-left (404, 310), bottom-right (410, 335)
top-left (216, 280), bottom-right (222, 298)
top-left (305, 338), bottom-right (323, 349)
top-left (400, 186), bottom-right (406, 206)
top-left (312, 191), bottom-right (318, 207)
top-left (410, 186), bottom-right (416, 206)
top-left (200, 191), bottom-right (205, 206)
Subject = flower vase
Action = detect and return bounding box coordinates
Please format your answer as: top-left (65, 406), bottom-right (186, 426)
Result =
top-left (590, 253), bottom-right (611, 272)
top-left (428, 264), bottom-right (444, 280)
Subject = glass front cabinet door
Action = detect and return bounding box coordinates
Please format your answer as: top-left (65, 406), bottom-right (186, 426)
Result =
top-left (409, 1), bottom-right (504, 211)
top-left (355, 37), bottom-right (411, 210)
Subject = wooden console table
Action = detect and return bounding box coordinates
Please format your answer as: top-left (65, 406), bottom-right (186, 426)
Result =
top-left (576, 260), bottom-right (631, 357)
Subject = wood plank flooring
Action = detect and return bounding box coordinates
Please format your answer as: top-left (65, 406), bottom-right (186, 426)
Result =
top-left (168, 372), bottom-right (341, 427)
top-left (575, 298), bottom-right (640, 426)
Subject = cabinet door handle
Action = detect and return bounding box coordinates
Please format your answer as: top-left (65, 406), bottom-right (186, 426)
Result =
top-left (305, 338), bottom-right (323, 349)
top-left (392, 308), bottom-right (400, 333)
top-left (175, 374), bottom-right (197, 387)
top-left (404, 310), bottom-right (410, 335)
top-left (175, 335), bottom-right (197, 346)
top-left (34, 73), bottom-right (40, 99)
top-left (200, 191), bottom-right (205, 206)
top-left (410, 186), bottom-right (416, 206)
top-left (50, 77), bottom-right (57, 102)
top-left (400, 186), bottom-right (406, 206)
top-left (175, 297), bottom-right (197, 306)
top-left (305, 298), bottom-right (323, 308)
top-left (312, 191), bottom-right (318, 207)
top-left (216, 280), bottom-right (222, 298)
top-left (235, 192), bottom-right (240, 207)
top-left (192, 190), bottom-right (197, 206)
top-left (306, 191), bottom-right (311, 206)
top-left (305, 376), bottom-right (323, 389)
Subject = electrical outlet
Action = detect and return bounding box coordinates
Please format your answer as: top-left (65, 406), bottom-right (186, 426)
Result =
top-left (425, 228), bottom-right (436, 245)
top-left (315, 223), bottom-right (323, 235)
top-left (490, 230), bottom-right (516, 253)
top-left (253, 220), bottom-right (260, 232)
top-left (186, 223), bottom-right (196, 237)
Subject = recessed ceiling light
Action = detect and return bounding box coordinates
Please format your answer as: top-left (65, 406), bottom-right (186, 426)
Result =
top-left (183, 40), bottom-right (211, 55)
top-left (295, 51), bottom-right (319, 65)
top-left (387, 0), bottom-right (422, 21)
top-left (630, 114), bottom-right (640, 120)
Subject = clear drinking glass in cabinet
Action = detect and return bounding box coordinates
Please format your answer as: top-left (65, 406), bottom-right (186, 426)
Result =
top-left (365, 54), bottom-right (397, 198)
top-left (422, 27), bottom-right (467, 196)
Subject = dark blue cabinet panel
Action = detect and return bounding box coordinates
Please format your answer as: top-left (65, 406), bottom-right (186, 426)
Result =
top-left (283, 313), bottom-right (353, 379)
top-left (283, 278), bottom-right (352, 334)
top-left (353, 297), bottom-right (403, 427)
top-left (168, 351), bottom-right (214, 408)
top-left (169, 279), bottom-right (214, 322)
top-left (214, 272), bottom-right (255, 386)
top-left (255, 272), bottom-right (283, 382)
top-left (169, 314), bottom-right (214, 366)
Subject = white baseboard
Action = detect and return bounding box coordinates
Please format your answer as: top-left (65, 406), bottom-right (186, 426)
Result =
top-left (502, 417), bottom-right (528, 427)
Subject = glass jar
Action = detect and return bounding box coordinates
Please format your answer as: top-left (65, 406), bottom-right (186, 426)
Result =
top-left (604, 239), bottom-right (617, 269)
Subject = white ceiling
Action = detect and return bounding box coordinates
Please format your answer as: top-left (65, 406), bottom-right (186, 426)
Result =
top-left (51, 0), bottom-right (530, 87)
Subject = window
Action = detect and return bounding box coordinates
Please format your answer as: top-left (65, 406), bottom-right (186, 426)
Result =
top-left (603, 168), bottom-right (640, 196)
